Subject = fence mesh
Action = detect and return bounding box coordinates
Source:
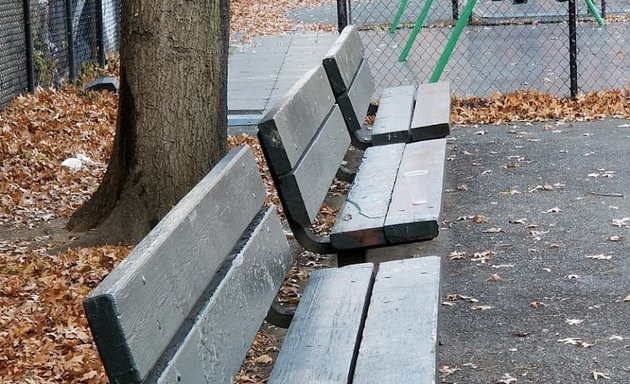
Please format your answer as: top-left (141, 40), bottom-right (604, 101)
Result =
top-left (102, 0), bottom-right (120, 54)
top-left (0, 0), bottom-right (121, 108)
top-left (350, 0), bottom-right (630, 97)
top-left (0, 2), bottom-right (27, 107)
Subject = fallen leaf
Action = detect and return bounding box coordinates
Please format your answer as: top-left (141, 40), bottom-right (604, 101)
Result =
top-left (484, 227), bottom-right (504, 234)
top-left (558, 337), bottom-right (581, 345)
top-left (438, 365), bottom-right (460, 376)
top-left (592, 371), bottom-right (611, 380)
top-left (609, 335), bottom-right (624, 341)
top-left (472, 305), bottom-right (494, 310)
top-left (585, 254), bottom-right (612, 261)
top-left (543, 207), bottom-right (562, 213)
top-left (449, 250), bottom-right (467, 260)
top-left (509, 218), bottom-right (527, 224)
top-left (252, 354), bottom-right (273, 364)
top-left (530, 301), bottom-right (546, 308)
top-left (608, 235), bottom-right (621, 242)
top-left (495, 373), bottom-right (518, 383)
top-left (611, 218), bottom-right (630, 227)
top-left (624, 295), bottom-right (630, 302)
top-left (566, 319), bottom-right (584, 325)
top-left (487, 273), bottom-right (503, 282)
top-left (472, 214), bottom-right (488, 223)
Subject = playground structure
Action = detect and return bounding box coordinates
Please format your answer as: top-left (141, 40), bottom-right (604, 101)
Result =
top-left (391, 0), bottom-right (604, 83)
top-left (336, 0), bottom-right (629, 98)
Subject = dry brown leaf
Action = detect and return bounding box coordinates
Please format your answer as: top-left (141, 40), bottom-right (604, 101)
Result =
top-left (495, 373), bottom-right (518, 383)
top-left (484, 227), bottom-right (504, 234)
top-left (472, 214), bottom-right (488, 223)
top-left (529, 301), bottom-right (546, 308)
top-left (585, 254), bottom-right (612, 261)
top-left (487, 273), bottom-right (503, 282)
top-left (252, 354), bottom-right (273, 364)
top-left (592, 371), bottom-right (611, 380)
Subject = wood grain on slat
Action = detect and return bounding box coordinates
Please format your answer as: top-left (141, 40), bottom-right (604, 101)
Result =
top-left (337, 59), bottom-right (375, 133)
top-left (268, 263), bottom-right (375, 384)
top-left (384, 139), bottom-right (446, 243)
top-left (84, 146), bottom-right (267, 383)
top-left (330, 143), bottom-right (405, 249)
top-left (372, 85), bottom-right (415, 146)
top-left (353, 257), bottom-right (441, 384)
top-left (323, 25), bottom-right (364, 95)
top-left (155, 207), bottom-right (292, 384)
top-left (258, 65), bottom-right (335, 175)
top-left (410, 82), bottom-right (451, 141)
top-left (277, 106), bottom-right (350, 226)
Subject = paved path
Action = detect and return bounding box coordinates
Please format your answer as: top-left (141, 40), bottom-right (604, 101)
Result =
top-left (369, 118), bottom-right (630, 383)
top-left (228, 32), bottom-right (337, 125)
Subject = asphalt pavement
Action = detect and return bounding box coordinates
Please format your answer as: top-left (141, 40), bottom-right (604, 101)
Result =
top-left (435, 119), bottom-right (630, 383)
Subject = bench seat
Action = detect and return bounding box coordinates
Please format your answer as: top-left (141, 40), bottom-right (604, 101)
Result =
top-left (84, 146), bottom-right (443, 384)
top-left (323, 26), bottom-right (451, 148)
top-left (258, 64), bottom-right (447, 264)
top-left (330, 139), bottom-right (445, 249)
top-left (269, 256), bottom-right (441, 384)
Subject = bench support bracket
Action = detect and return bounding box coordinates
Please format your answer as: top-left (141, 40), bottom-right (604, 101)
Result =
top-left (287, 218), bottom-right (335, 255)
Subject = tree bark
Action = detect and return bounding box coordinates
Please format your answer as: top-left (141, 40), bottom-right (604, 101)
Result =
top-left (67, 0), bottom-right (229, 244)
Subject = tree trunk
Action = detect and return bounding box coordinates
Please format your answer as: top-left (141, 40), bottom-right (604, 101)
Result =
top-left (67, 0), bottom-right (229, 244)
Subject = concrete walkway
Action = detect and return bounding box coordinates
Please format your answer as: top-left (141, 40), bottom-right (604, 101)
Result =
top-left (227, 32), bottom-right (338, 125)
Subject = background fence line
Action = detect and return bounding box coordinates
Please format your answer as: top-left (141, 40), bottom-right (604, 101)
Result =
top-left (0, 0), bottom-right (121, 108)
top-left (2, 0), bottom-right (629, 108)
top-left (345, 0), bottom-right (630, 98)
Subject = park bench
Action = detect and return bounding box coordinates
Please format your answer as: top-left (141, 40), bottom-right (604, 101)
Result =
top-left (322, 25), bottom-right (451, 148)
top-left (258, 63), bottom-right (447, 265)
top-left (83, 145), bottom-right (442, 383)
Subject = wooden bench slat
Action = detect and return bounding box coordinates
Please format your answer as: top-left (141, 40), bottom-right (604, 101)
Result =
top-left (268, 263), bottom-right (375, 384)
top-left (410, 82), bottom-right (451, 141)
top-left (371, 85), bottom-right (416, 146)
top-left (353, 257), bottom-right (441, 384)
top-left (84, 146), bottom-right (267, 383)
top-left (384, 139), bottom-right (446, 243)
top-left (277, 105), bottom-right (350, 227)
top-left (323, 25), bottom-right (364, 95)
top-left (258, 65), bottom-right (335, 175)
top-left (337, 59), bottom-right (375, 133)
top-left (154, 207), bottom-right (292, 384)
top-left (330, 143), bottom-right (405, 249)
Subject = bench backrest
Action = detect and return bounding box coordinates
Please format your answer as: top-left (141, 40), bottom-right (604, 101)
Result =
top-left (323, 25), bottom-right (375, 133)
top-left (84, 146), bottom-right (292, 383)
top-left (258, 65), bottom-right (351, 227)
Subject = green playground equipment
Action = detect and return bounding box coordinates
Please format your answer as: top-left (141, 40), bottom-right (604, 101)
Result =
top-left (392, 0), bottom-right (605, 82)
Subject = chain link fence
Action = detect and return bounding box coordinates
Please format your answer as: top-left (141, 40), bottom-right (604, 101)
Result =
top-left (0, 0), bottom-right (121, 108)
top-left (346, 0), bottom-right (630, 97)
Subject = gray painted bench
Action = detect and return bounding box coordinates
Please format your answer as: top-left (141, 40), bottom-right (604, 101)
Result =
top-left (257, 64), bottom-right (447, 265)
top-left (323, 26), bottom-right (451, 148)
top-left (83, 145), bottom-right (442, 383)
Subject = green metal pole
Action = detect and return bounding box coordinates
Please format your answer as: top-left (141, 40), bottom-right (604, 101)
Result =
top-left (389, 0), bottom-right (409, 34)
top-left (398, 0), bottom-right (434, 62)
top-left (583, 0), bottom-right (605, 26)
top-left (429, 0), bottom-right (477, 82)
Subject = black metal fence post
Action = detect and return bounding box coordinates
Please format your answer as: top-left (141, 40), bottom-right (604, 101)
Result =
top-left (452, 0), bottom-right (459, 20)
top-left (96, 0), bottom-right (106, 66)
top-left (22, 0), bottom-right (35, 92)
top-left (65, 0), bottom-right (77, 80)
top-left (568, 0), bottom-right (578, 99)
top-left (337, 0), bottom-right (348, 32)
top-left (600, 0), bottom-right (606, 18)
